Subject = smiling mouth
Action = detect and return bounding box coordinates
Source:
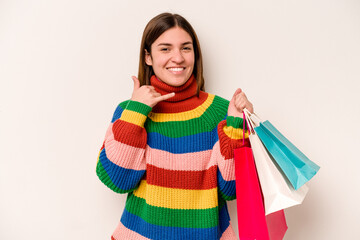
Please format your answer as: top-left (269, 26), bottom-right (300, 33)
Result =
top-left (167, 67), bottom-right (185, 73)
top-left (168, 67), bottom-right (185, 72)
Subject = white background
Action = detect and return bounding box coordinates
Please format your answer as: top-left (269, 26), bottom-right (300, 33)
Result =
top-left (1, 0), bottom-right (359, 239)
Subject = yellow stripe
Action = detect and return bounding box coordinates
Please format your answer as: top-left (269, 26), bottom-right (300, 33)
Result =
top-left (148, 94), bottom-right (215, 122)
top-left (133, 180), bottom-right (218, 209)
top-left (96, 150), bottom-right (101, 164)
top-left (120, 109), bottom-right (147, 127)
top-left (223, 126), bottom-right (249, 139)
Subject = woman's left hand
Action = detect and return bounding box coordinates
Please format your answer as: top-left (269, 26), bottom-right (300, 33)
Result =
top-left (227, 88), bottom-right (254, 118)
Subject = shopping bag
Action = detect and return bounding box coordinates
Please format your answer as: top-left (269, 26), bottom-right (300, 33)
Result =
top-left (234, 114), bottom-right (269, 240)
top-left (266, 210), bottom-right (288, 240)
top-left (243, 110), bottom-right (309, 215)
top-left (244, 109), bottom-right (320, 190)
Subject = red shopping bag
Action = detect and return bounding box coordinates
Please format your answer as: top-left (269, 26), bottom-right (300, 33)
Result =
top-left (234, 113), bottom-right (270, 240)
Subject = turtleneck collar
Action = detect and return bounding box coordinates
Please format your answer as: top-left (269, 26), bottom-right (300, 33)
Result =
top-left (149, 74), bottom-right (209, 113)
top-left (150, 74), bottom-right (197, 102)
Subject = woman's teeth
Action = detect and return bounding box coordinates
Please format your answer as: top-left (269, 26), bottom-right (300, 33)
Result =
top-left (168, 68), bottom-right (184, 72)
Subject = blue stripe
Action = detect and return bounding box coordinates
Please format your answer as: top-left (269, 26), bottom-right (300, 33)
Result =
top-left (217, 169), bottom-right (236, 199)
top-left (219, 203), bottom-right (231, 237)
top-left (99, 148), bottom-right (145, 191)
top-left (147, 127), bottom-right (219, 154)
top-left (120, 202), bottom-right (231, 240)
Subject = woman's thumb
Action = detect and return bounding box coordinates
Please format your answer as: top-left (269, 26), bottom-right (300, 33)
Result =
top-left (132, 76), bottom-right (140, 90)
top-left (230, 88), bottom-right (242, 103)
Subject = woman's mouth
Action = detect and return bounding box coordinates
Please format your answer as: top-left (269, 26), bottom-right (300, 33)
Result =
top-left (167, 67), bottom-right (185, 74)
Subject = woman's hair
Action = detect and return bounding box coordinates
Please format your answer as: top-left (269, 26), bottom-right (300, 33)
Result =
top-left (138, 12), bottom-right (205, 94)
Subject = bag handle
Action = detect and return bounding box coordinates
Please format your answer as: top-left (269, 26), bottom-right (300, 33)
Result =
top-left (243, 109), bottom-right (255, 134)
top-left (242, 111), bottom-right (254, 144)
top-left (243, 108), bottom-right (262, 127)
top-left (242, 112), bottom-right (246, 145)
top-left (243, 111), bottom-right (255, 134)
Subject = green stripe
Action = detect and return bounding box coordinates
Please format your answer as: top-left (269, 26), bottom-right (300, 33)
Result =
top-left (119, 100), bottom-right (130, 109)
top-left (226, 116), bottom-right (246, 129)
top-left (126, 100), bottom-right (152, 116)
top-left (96, 158), bottom-right (136, 194)
top-left (145, 96), bottom-right (229, 138)
top-left (125, 193), bottom-right (223, 228)
top-left (218, 188), bottom-right (236, 201)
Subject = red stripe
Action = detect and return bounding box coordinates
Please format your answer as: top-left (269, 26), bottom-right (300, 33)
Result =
top-left (217, 120), bottom-right (250, 160)
top-left (112, 120), bottom-right (147, 149)
top-left (146, 164), bottom-right (217, 190)
top-left (150, 74), bottom-right (197, 103)
top-left (152, 91), bottom-right (209, 113)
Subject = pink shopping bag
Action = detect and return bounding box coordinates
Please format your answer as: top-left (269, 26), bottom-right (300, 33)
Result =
top-left (234, 146), bottom-right (269, 240)
top-left (266, 210), bottom-right (288, 240)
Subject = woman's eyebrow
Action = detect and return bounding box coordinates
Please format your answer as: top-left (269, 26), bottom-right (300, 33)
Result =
top-left (182, 41), bottom-right (193, 45)
top-left (157, 41), bottom-right (193, 47)
top-left (157, 43), bottom-right (172, 46)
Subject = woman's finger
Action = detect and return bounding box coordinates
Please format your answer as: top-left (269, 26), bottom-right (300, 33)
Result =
top-left (156, 92), bottom-right (175, 102)
top-left (229, 88), bottom-right (242, 106)
top-left (153, 92), bottom-right (161, 97)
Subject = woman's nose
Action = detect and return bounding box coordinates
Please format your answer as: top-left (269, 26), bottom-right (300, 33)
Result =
top-left (171, 49), bottom-right (185, 63)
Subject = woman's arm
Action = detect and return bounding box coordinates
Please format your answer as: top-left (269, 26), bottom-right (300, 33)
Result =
top-left (96, 100), bottom-right (152, 193)
top-left (214, 89), bottom-right (253, 201)
top-left (96, 76), bottom-right (175, 193)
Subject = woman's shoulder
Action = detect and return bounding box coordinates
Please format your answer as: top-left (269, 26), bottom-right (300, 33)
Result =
top-left (202, 91), bottom-right (230, 110)
top-left (199, 91), bottom-right (229, 125)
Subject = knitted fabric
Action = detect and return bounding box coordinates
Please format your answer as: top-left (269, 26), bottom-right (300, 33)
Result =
top-left (96, 75), bottom-right (249, 240)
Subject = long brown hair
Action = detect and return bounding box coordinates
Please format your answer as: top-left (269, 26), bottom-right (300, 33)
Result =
top-left (138, 13), bottom-right (205, 94)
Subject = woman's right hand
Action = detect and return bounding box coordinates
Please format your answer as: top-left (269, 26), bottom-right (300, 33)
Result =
top-left (130, 76), bottom-right (175, 108)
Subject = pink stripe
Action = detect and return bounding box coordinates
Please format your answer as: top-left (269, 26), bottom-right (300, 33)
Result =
top-left (146, 142), bottom-right (235, 180)
top-left (220, 222), bottom-right (237, 240)
top-left (145, 146), bottom-right (216, 171)
top-left (112, 221), bottom-right (150, 240)
top-left (104, 123), bottom-right (146, 171)
top-left (212, 141), bottom-right (236, 181)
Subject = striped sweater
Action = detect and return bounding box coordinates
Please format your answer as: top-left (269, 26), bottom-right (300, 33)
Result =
top-left (96, 75), bottom-right (249, 240)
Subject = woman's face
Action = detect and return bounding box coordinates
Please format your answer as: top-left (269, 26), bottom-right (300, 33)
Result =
top-left (145, 27), bottom-right (195, 87)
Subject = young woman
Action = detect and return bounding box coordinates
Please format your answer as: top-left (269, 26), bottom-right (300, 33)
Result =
top-left (96, 12), bottom-right (254, 240)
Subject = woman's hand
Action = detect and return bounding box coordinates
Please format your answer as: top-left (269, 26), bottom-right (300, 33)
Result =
top-left (227, 88), bottom-right (254, 118)
top-left (130, 76), bottom-right (175, 108)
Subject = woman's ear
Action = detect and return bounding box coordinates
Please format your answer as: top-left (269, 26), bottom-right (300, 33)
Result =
top-left (145, 49), bottom-right (153, 66)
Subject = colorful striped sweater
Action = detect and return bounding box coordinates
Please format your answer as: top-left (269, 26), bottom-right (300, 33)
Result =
top-left (96, 75), bottom-right (249, 240)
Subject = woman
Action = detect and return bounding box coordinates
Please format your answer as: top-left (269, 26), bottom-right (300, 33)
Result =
top-left (96, 12), bottom-right (254, 240)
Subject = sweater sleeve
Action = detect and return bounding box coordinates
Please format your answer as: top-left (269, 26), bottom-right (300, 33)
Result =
top-left (96, 100), bottom-right (152, 193)
top-left (214, 115), bottom-right (250, 201)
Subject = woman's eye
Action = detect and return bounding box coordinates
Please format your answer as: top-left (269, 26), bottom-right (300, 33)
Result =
top-left (161, 48), bottom-right (169, 51)
top-left (183, 47), bottom-right (192, 50)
